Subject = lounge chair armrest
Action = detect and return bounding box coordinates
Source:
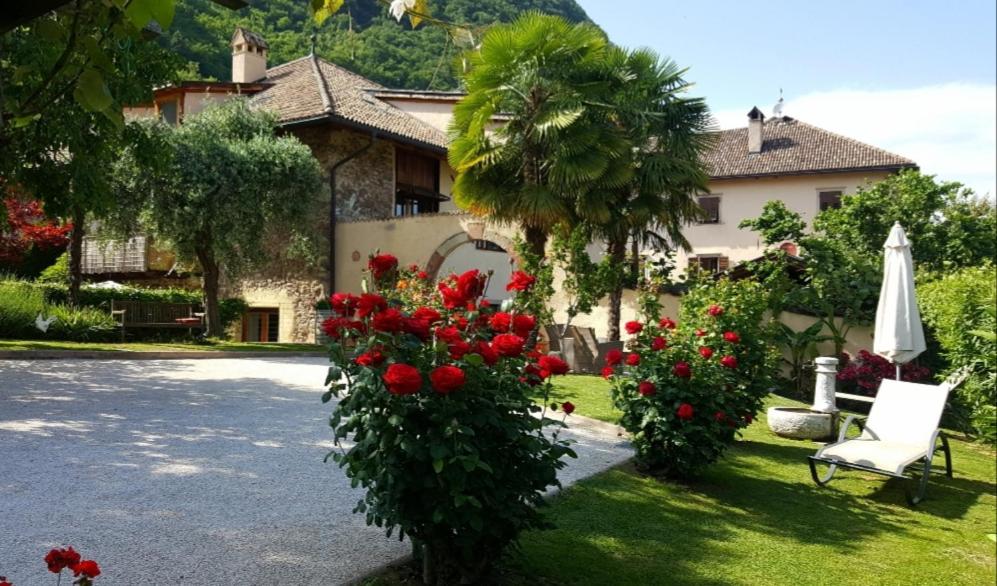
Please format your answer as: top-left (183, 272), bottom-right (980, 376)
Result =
top-left (837, 414), bottom-right (865, 443)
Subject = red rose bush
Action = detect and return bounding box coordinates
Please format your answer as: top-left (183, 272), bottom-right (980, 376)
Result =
top-left (608, 278), bottom-right (779, 478)
top-left (322, 254), bottom-right (575, 582)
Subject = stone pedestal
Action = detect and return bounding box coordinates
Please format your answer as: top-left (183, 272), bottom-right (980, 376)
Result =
top-left (812, 356), bottom-right (839, 413)
top-left (767, 407), bottom-right (835, 440)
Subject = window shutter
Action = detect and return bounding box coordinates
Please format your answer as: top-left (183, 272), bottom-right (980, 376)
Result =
top-left (718, 256), bottom-right (730, 272)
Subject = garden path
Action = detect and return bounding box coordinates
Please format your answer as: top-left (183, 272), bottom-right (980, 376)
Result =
top-left (0, 357), bottom-right (630, 585)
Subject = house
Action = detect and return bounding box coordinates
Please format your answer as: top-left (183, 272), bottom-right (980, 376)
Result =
top-left (111, 29), bottom-right (915, 343)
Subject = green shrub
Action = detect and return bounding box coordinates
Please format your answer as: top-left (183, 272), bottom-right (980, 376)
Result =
top-left (609, 277), bottom-right (780, 478)
top-left (37, 252), bottom-right (69, 283)
top-left (0, 278), bottom-right (46, 338)
top-left (0, 278), bottom-right (116, 341)
top-left (920, 264), bottom-right (997, 442)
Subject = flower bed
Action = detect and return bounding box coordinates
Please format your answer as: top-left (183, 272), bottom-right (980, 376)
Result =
top-left (607, 278), bottom-right (779, 478)
top-left (321, 253), bottom-right (575, 582)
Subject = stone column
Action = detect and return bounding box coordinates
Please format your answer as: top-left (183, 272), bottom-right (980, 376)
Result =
top-left (812, 356), bottom-right (839, 413)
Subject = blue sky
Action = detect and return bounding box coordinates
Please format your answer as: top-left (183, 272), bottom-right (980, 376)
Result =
top-left (576, 0), bottom-right (997, 197)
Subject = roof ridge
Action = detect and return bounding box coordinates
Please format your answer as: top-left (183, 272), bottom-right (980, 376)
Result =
top-left (308, 54), bottom-right (334, 114)
top-left (790, 119), bottom-right (915, 164)
top-left (314, 55), bottom-right (386, 90)
top-left (265, 54), bottom-right (314, 75)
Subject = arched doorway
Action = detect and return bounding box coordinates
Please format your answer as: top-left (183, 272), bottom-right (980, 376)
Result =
top-left (426, 229), bottom-right (519, 305)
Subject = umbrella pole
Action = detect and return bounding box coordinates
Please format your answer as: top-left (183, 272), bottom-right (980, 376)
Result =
top-left (896, 363), bottom-right (901, 381)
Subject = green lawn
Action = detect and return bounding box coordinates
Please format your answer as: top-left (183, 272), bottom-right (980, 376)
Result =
top-left (375, 376), bottom-right (997, 585)
top-left (0, 339), bottom-right (325, 353)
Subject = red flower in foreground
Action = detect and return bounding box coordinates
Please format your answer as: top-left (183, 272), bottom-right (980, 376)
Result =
top-left (506, 270), bottom-right (536, 292)
top-left (356, 293), bottom-right (387, 318)
top-left (476, 341), bottom-right (499, 366)
top-left (492, 333), bottom-right (525, 357)
top-left (372, 308), bottom-right (404, 333)
top-left (435, 326), bottom-right (462, 344)
top-left (625, 353), bottom-right (641, 366)
top-left (651, 336), bottom-right (667, 351)
top-left (605, 348), bottom-right (624, 366)
top-left (539, 354), bottom-right (570, 376)
top-left (707, 304), bottom-right (724, 317)
top-left (601, 366), bottom-right (615, 379)
top-left (368, 254), bottom-right (398, 279)
top-left (412, 306), bottom-right (442, 324)
top-left (489, 312), bottom-right (512, 332)
top-left (0, 574), bottom-right (11, 586)
top-left (676, 403), bottom-right (695, 421)
top-left (698, 346), bottom-right (714, 359)
top-left (723, 331), bottom-right (741, 343)
top-left (430, 365), bottom-right (466, 394)
top-left (417, 270), bottom-right (429, 280)
top-left (71, 560), bottom-right (101, 579)
top-left (403, 317), bottom-right (431, 340)
top-left (673, 361), bottom-right (692, 378)
top-left (714, 411), bottom-right (727, 423)
top-left (561, 401), bottom-right (575, 415)
top-left (512, 314), bottom-right (536, 337)
top-left (383, 364), bottom-right (422, 395)
top-left (659, 317), bottom-right (677, 329)
top-left (720, 355), bottom-right (739, 369)
top-left (45, 547), bottom-right (81, 573)
top-left (322, 317), bottom-right (365, 340)
top-left (638, 381), bottom-right (656, 397)
top-left (355, 349), bottom-right (385, 367)
top-left (625, 321), bottom-right (643, 335)
top-left (330, 292), bottom-right (358, 316)
top-left (448, 340), bottom-right (472, 360)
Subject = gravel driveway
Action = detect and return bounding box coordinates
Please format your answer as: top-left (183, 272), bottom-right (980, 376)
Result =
top-left (0, 358), bottom-right (630, 585)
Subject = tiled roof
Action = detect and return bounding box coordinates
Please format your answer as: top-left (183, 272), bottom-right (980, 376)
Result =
top-left (249, 55), bottom-right (448, 153)
top-left (703, 116), bottom-right (916, 179)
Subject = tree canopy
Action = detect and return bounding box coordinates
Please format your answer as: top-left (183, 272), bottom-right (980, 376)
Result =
top-left (111, 99), bottom-right (324, 335)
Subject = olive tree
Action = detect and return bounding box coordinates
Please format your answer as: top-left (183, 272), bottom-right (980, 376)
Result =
top-left (112, 99), bottom-right (323, 336)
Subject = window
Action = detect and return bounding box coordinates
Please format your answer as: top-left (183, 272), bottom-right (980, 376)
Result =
top-left (395, 149), bottom-right (442, 217)
top-left (697, 196), bottom-right (721, 224)
top-left (818, 190), bottom-right (843, 211)
top-left (158, 100), bottom-right (179, 126)
top-left (474, 240), bottom-right (505, 253)
top-left (688, 255), bottom-right (729, 275)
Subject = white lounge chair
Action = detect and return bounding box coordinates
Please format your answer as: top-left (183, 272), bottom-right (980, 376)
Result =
top-left (808, 379), bottom-right (953, 505)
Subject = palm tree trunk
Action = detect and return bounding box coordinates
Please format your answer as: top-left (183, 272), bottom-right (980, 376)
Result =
top-left (67, 204), bottom-right (85, 308)
top-left (629, 229), bottom-right (640, 283)
top-left (606, 236), bottom-right (627, 341)
top-left (524, 224), bottom-right (547, 259)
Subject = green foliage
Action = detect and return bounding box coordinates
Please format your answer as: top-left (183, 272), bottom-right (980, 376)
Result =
top-left (737, 200), bottom-right (806, 244)
top-left (775, 321), bottom-right (830, 398)
top-left (550, 227), bottom-right (616, 324)
top-left (814, 170), bottom-right (997, 272)
top-left (920, 264), bottom-right (997, 442)
top-left (324, 256), bottom-right (574, 581)
top-left (166, 0), bottom-right (591, 90)
top-left (0, 278), bottom-right (116, 341)
top-left (38, 252), bottom-right (70, 284)
top-left (609, 278), bottom-right (779, 478)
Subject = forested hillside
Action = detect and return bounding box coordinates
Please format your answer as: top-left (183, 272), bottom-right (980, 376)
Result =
top-left (165, 0), bottom-right (591, 89)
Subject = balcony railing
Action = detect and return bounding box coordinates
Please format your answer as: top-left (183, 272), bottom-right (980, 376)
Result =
top-left (82, 236), bottom-right (147, 274)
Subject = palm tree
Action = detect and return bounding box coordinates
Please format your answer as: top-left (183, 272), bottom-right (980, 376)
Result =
top-left (448, 12), bottom-right (631, 258)
top-left (591, 48), bottom-right (714, 341)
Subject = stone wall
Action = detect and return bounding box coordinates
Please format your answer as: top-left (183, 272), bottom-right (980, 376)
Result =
top-left (224, 277), bottom-right (326, 343)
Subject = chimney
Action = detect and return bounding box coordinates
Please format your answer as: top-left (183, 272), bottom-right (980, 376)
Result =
top-left (231, 27), bottom-right (268, 83)
top-left (747, 106), bottom-right (765, 154)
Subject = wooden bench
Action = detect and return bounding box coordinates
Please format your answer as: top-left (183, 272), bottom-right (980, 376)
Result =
top-left (110, 300), bottom-right (205, 341)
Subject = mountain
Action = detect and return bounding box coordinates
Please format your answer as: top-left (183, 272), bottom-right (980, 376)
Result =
top-left (164, 0), bottom-right (592, 90)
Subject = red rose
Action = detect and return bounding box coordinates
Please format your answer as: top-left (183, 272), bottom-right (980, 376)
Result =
top-left (45, 547), bottom-right (81, 574)
top-left (539, 354), bottom-right (569, 375)
top-left (372, 308), bottom-right (404, 332)
top-left (438, 282), bottom-right (465, 309)
top-left (492, 333), bottom-right (525, 357)
top-left (355, 349), bottom-right (385, 367)
top-left (383, 363), bottom-right (422, 395)
top-left (673, 361), bottom-right (692, 378)
top-left (659, 317), bottom-right (677, 329)
top-left (449, 340), bottom-right (472, 360)
top-left (720, 355), bottom-right (738, 369)
top-left (605, 348), bottom-right (624, 366)
top-left (625, 353), bottom-right (641, 366)
top-left (625, 321), bottom-right (643, 335)
top-left (489, 312), bottom-right (512, 333)
top-left (676, 403), bottom-right (694, 420)
top-left (356, 293), bottom-right (387, 318)
top-left (368, 254), bottom-right (398, 278)
top-left (476, 341), bottom-right (499, 365)
top-left (408, 263), bottom-right (420, 272)
top-left (699, 346), bottom-right (714, 359)
top-left (561, 401), bottom-right (575, 415)
top-left (512, 314), bottom-right (536, 337)
top-left (71, 560), bottom-right (100, 579)
top-left (454, 315), bottom-right (469, 330)
top-left (651, 336), bottom-right (667, 351)
top-left (638, 381), bottom-right (656, 396)
top-left (695, 328), bottom-right (707, 337)
top-left (601, 366), bottom-right (615, 379)
top-left (524, 362), bottom-right (545, 384)
top-left (707, 304), bottom-right (724, 317)
top-left (417, 270), bottom-right (429, 280)
top-left (723, 331), bottom-right (741, 343)
top-left (456, 270), bottom-right (485, 301)
top-left (435, 326), bottom-right (462, 344)
top-left (323, 316), bottom-right (364, 340)
top-left (330, 292), bottom-right (358, 316)
top-left (714, 411), bottom-right (727, 423)
top-left (412, 307), bottom-right (442, 324)
top-left (506, 270), bottom-right (536, 292)
top-left (430, 365), bottom-right (466, 394)
top-left (1, 575), bottom-right (11, 586)
top-left (403, 317), bottom-right (431, 340)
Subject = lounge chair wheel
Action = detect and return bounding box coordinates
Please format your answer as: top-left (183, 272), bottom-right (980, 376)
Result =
top-left (808, 457), bottom-right (837, 486)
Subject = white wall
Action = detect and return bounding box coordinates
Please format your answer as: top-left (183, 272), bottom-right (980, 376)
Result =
top-left (384, 99), bottom-right (456, 133)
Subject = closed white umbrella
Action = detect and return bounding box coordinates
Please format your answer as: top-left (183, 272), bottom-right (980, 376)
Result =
top-left (873, 222), bottom-right (926, 379)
